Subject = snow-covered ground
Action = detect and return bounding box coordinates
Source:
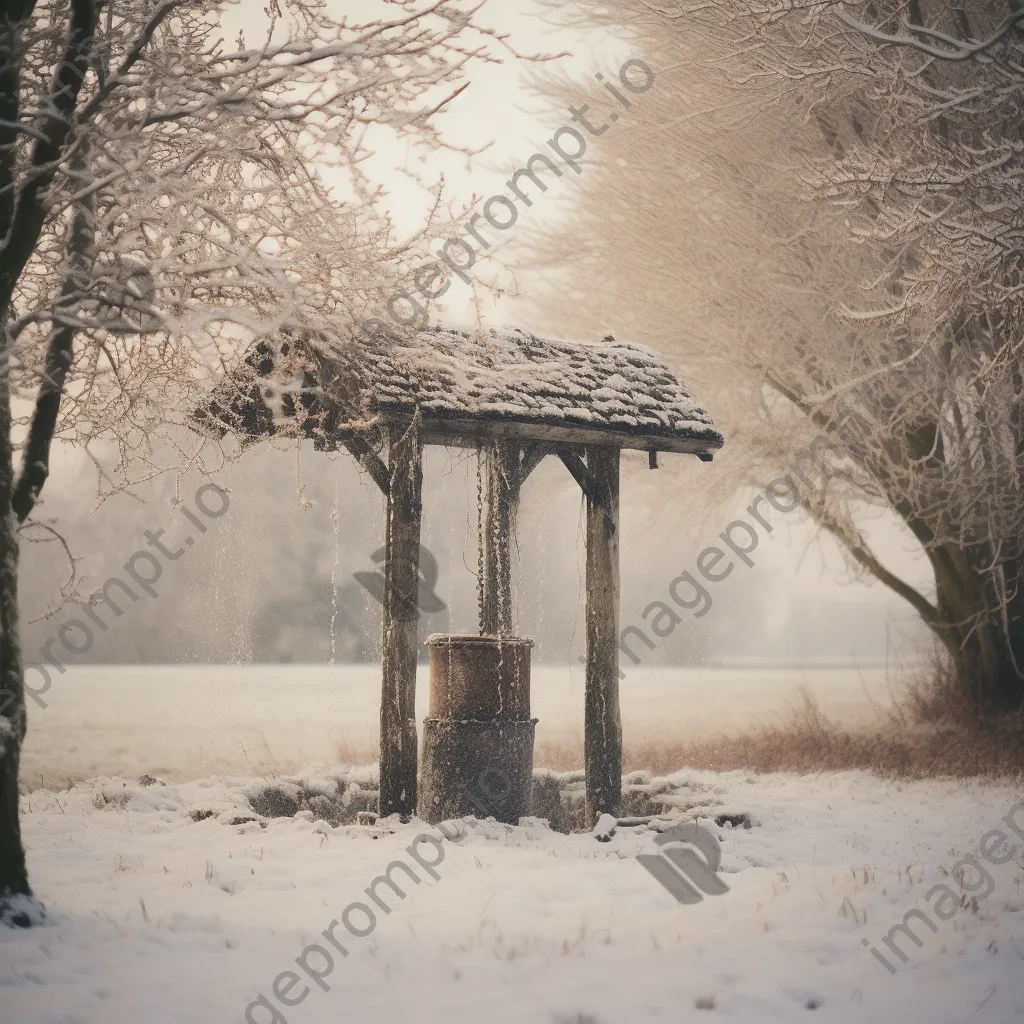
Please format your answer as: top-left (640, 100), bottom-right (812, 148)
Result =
top-left (4, 766), bottom-right (1022, 1024)
top-left (21, 663), bottom-right (899, 784)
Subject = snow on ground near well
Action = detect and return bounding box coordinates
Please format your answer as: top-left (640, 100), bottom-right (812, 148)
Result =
top-left (4, 768), bottom-right (1023, 1024)
top-left (21, 663), bottom-right (899, 785)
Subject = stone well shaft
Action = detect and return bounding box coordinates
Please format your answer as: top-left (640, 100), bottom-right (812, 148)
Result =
top-left (419, 633), bottom-right (536, 824)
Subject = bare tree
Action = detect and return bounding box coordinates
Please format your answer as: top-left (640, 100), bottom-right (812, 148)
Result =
top-left (0, 0), bottom-right (512, 920)
top-left (523, 0), bottom-right (1024, 716)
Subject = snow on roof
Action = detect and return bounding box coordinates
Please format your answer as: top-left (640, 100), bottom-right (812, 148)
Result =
top-left (197, 324), bottom-right (723, 455)
top-left (363, 326), bottom-right (722, 450)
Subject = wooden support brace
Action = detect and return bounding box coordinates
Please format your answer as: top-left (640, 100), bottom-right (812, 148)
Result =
top-left (558, 450), bottom-right (597, 502)
top-left (341, 434), bottom-right (390, 496)
top-left (378, 413), bottom-right (423, 818)
top-left (517, 442), bottom-right (548, 486)
top-left (583, 445), bottom-right (622, 826)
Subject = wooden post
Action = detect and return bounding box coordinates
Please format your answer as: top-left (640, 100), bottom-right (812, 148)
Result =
top-left (480, 440), bottom-right (518, 636)
top-left (584, 445), bottom-right (621, 826)
top-left (379, 414), bottom-right (423, 818)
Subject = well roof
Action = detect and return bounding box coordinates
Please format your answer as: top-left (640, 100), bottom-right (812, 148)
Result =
top-left (196, 325), bottom-right (723, 457)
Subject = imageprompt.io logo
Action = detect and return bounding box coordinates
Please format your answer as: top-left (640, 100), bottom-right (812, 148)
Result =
top-left (354, 543), bottom-right (446, 615)
top-left (638, 822), bottom-right (730, 904)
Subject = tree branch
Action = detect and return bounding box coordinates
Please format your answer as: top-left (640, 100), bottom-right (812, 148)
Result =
top-left (817, 513), bottom-right (949, 643)
top-left (836, 8), bottom-right (1024, 62)
top-left (0, 1), bottom-right (41, 258)
top-left (0, 0), bottom-right (97, 317)
top-left (12, 143), bottom-right (93, 523)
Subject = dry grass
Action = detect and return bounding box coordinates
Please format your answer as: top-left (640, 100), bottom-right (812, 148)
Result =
top-left (537, 657), bottom-right (1024, 779)
top-left (618, 697), bottom-right (1024, 778)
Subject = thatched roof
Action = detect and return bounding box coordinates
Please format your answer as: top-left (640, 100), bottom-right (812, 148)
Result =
top-left (196, 325), bottom-right (723, 457)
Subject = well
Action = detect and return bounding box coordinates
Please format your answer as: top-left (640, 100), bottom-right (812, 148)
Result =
top-left (199, 325), bottom-right (723, 824)
top-left (419, 633), bottom-right (536, 824)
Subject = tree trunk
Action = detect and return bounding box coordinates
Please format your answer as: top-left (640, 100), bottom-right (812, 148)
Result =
top-left (929, 546), bottom-right (1024, 716)
top-left (0, 365), bottom-right (29, 906)
top-left (0, 139), bottom-right (94, 913)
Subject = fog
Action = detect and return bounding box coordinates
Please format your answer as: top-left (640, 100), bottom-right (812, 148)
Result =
top-left (20, 435), bottom-right (929, 669)
top-left (19, 0), bottom-right (933, 671)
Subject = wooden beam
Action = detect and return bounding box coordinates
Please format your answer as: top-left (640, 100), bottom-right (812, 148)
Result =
top-left (480, 439), bottom-right (519, 636)
top-left (378, 412), bottom-right (423, 818)
top-left (237, 414), bottom-right (721, 461)
top-left (557, 450), bottom-right (597, 502)
top-left (583, 445), bottom-right (621, 827)
top-left (341, 434), bottom-right (390, 496)
top-left (377, 411), bottom-right (723, 457)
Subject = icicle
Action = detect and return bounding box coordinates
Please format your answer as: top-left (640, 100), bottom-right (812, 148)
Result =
top-left (475, 443), bottom-right (485, 634)
top-left (491, 449), bottom-right (501, 633)
top-left (328, 458), bottom-right (341, 666)
top-left (295, 440), bottom-right (313, 511)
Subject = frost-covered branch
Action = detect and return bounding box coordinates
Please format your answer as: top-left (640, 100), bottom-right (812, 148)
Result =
top-left (1, 0), bottom-right (520, 507)
top-left (836, 7), bottom-right (1024, 61)
top-left (523, 0), bottom-right (1024, 709)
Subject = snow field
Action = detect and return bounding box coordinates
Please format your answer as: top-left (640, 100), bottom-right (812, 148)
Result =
top-left (3, 768), bottom-right (1023, 1023)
